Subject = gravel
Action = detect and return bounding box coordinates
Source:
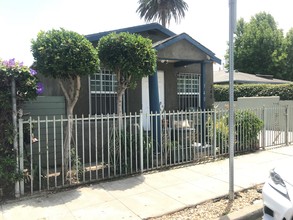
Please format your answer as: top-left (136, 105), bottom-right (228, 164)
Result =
top-left (148, 184), bottom-right (263, 220)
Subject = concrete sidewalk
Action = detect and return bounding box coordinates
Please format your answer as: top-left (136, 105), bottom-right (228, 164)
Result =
top-left (1, 146), bottom-right (293, 220)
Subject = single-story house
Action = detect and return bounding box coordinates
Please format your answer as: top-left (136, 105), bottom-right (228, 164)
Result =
top-left (40, 23), bottom-right (221, 116)
top-left (214, 70), bottom-right (291, 84)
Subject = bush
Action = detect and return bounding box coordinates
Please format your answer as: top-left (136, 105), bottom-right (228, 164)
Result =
top-left (213, 110), bottom-right (263, 154)
top-left (0, 149), bottom-right (23, 198)
top-left (214, 116), bottom-right (229, 154)
top-left (235, 110), bottom-right (264, 150)
top-left (214, 84), bottom-right (293, 101)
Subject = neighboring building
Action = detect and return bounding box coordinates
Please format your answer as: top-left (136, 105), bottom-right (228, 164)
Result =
top-left (40, 23), bottom-right (221, 116)
top-left (214, 70), bottom-right (291, 84)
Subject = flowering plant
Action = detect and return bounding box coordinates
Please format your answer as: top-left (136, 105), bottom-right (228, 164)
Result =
top-left (0, 58), bottom-right (43, 101)
top-left (0, 58), bottom-right (44, 196)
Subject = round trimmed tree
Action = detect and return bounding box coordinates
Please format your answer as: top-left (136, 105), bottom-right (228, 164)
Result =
top-left (97, 32), bottom-right (157, 116)
top-left (31, 28), bottom-right (99, 175)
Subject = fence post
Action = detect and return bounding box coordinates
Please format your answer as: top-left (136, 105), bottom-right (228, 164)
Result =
top-left (140, 112), bottom-right (144, 173)
top-left (213, 109), bottom-right (217, 159)
top-left (18, 118), bottom-right (24, 195)
top-left (285, 105), bottom-right (289, 146)
top-left (262, 106), bottom-right (266, 149)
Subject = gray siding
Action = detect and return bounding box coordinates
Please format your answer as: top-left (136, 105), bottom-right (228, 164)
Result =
top-left (22, 96), bottom-right (66, 167)
top-left (23, 96), bottom-right (65, 117)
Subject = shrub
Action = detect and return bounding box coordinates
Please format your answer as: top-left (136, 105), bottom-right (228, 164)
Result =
top-left (235, 110), bottom-right (264, 150)
top-left (214, 84), bottom-right (293, 101)
top-left (214, 116), bottom-right (229, 154)
top-left (0, 149), bottom-right (23, 198)
top-left (213, 110), bottom-right (263, 154)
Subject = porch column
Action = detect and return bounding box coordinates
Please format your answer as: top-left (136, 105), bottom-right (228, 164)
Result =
top-left (149, 69), bottom-right (161, 150)
top-left (149, 71), bottom-right (160, 113)
top-left (200, 62), bottom-right (206, 146)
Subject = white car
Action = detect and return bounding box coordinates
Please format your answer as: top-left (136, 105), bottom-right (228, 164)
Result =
top-left (262, 164), bottom-right (293, 219)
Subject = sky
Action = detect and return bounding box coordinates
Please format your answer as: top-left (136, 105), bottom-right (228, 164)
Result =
top-left (1, 0), bottom-right (293, 68)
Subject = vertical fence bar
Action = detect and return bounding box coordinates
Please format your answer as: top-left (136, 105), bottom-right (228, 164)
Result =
top-left (159, 112), bottom-right (163, 166)
top-left (262, 106), bottom-right (266, 149)
top-left (29, 118), bottom-right (34, 194)
top-left (196, 111), bottom-right (200, 159)
top-left (183, 111), bottom-right (187, 162)
top-left (123, 114), bottom-right (127, 174)
top-left (113, 114), bottom-right (116, 177)
top-left (107, 114), bottom-right (110, 178)
top-left (37, 117), bottom-right (42, 191)
top-left (129, 113), bottom-right (133, 173)
top-left (74, 115), bottom-right (78, 184)
top-left (135, 113), bottom-right (138, 171)
top-left (100, 114), bottom-right (103, 179)
top-left (61, 115), bottom-right (64, 186)
top-left (124, 114), bottom-right (127, 174)
top-left (82, 115), bottom-right (85, 182)
top-left (140, 112), bottom-right (144, 173)
top-left (213, 109), bottom-right (217, 159)
top-left (18, 118), bottom-right (24, 195)
top-left (88, 115), bottom-right (92, 181)
top-left (53, 116), bottom-right (57, 187)
top-left (119, 115), bottom-right (122, 175)
top-left (285, 106), bottom-right (289, 146)
top-left (45, 117), bottom-right (49, 190)
top-left (94, 114), bottom-right (98, 179)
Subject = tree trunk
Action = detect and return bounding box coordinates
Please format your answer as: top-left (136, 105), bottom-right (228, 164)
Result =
top-left (117, 87), bottom-right (125, 129)
top-left (63, 105), bottom-right (73, 179)
top-left (58, 76), bottom-right (81, 181)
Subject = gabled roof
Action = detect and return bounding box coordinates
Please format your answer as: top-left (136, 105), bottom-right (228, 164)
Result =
top-left (214, 70), bottom-right (291, 84)
top-left (153, 33), bottom-right (221, 64)
top-left (85, 23), bottom-right (175, 42)
top-left (85, 23), bottom-right (221, 65)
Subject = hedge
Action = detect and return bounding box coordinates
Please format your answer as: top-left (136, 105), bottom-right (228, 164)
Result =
top-left (214, 84), bottom-right (293, 101)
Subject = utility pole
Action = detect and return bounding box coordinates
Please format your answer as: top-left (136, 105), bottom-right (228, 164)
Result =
top-left (228, 0), bottom-right (237, 201)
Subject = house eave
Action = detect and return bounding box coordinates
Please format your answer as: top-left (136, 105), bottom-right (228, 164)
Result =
top-left (85, 23), bottom-right (176, 42)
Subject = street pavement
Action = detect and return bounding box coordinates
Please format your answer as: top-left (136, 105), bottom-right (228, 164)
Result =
top-left (1, 146), bottom-right (293, 220)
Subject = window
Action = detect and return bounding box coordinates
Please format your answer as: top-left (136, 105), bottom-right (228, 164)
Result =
top-left (90, 69), bottom-right (117, 94)
top-left (90, 69), bottom-right (126, 115)
top-left (177, 73), bottom-right (200, 110)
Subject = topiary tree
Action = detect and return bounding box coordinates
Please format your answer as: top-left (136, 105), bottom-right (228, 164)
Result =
top-left (0, 58), bottom-right (42, 198)
top-left (31, 28), bottom-right (100, 176)
top-left (97, 32), bottom-right (157, 116)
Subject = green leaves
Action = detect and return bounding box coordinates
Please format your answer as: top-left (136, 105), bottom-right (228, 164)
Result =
top-left (98, 32), bottom-right (157, 115)
top-left (214, 84), bottom-right (293, 101)
top-left (31, 28), bottom-right (100, 79)
top-left (98, 32), bottom-right (157, 87)
top-left (227, 12), bottom-right (287, 79)
top-left (136, 0), bottom-right (188, 27)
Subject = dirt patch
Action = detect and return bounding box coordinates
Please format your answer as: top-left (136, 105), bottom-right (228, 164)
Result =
top-left (148, 184), bottom-right (263, 220)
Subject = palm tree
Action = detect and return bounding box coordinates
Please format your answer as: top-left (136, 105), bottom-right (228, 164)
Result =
top-left (136, 0), bottom-right (189, 27)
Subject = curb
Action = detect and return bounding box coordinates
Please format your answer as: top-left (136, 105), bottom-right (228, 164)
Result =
top-left (217, 203), bottom-right (263, 220)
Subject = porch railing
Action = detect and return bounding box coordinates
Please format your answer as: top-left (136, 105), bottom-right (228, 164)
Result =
top-left (17, 106), bottom-right (293, 196)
